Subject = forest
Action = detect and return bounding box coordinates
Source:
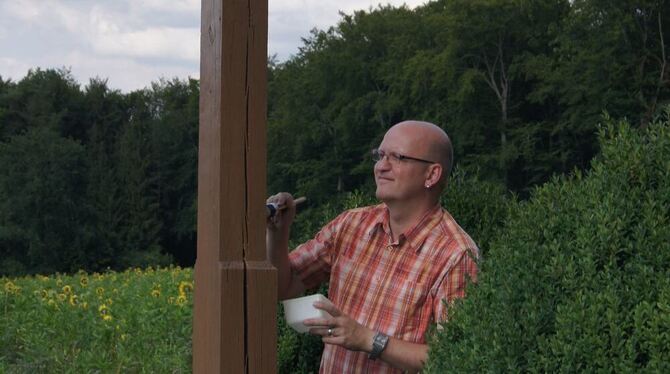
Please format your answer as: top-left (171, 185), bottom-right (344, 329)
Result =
top-left (0, 0), bottom-right (668, 276)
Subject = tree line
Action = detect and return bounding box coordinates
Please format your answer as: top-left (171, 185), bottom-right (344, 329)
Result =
top-left (1, 0), bottom-right (668, 275)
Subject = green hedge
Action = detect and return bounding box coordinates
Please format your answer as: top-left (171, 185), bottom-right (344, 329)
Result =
top-left (425, 111), bottom-right (670, 372)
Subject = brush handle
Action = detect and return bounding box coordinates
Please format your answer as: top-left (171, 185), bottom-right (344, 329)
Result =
top-left (266, 196), bottom-right (307, 218)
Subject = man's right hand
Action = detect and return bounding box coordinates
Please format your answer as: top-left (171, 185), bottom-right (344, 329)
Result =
top-left (266, 192), bottom-right (296, 233)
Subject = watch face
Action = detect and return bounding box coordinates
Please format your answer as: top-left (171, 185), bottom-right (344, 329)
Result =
top-left (369, 332), bottom-right (389, 360)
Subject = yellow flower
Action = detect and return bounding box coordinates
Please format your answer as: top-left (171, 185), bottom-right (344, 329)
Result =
top-left (151, 289), bottom-right (161, 298)
top-left (96, 287), bottom-right (104, 296)
top-left (99, 304), bottom-right (112, 321)
top-left (178, 281), bottom-right (193, 296)
top-left (4, 281), bottom-right (16, 293)
top-left (81, 302), bottom-right (88, 310)
top-left (62, 285), bottom-right (72, 294)
top-left (57, 293), bottom-right (66, 302)
top-left (176, 295), bottom-right (187, 306)
top-left (41, 289), bottom-right (48, 299)
top-left (69, 294), bottom-right (78, 306)
top-left (79, 276), bottom-right (88, 287)
top-left (106, 298), bottom-right (113, 306)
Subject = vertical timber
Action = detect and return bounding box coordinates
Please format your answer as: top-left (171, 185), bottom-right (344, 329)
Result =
top-left (244, 0), bottom-right (277, 372)
top-left (194, 0), bottom-right (275, 373)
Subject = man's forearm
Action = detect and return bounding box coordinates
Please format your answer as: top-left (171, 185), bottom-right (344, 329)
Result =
top-left (377, 337), bottom-right (428, 373)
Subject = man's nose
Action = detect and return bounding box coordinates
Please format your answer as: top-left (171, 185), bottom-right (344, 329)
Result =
top-left (375, 156), bottom-right (392, 171)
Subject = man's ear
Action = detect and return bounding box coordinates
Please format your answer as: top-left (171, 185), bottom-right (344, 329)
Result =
top-left (425, 164), bottom-right (442, 187)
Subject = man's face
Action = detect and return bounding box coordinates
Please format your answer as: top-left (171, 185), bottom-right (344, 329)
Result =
top-left (374, 126), bottom-right (431, 203)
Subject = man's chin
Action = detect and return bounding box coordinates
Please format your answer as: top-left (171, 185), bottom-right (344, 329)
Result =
top-left (375, 189), bottom-right (391, 202)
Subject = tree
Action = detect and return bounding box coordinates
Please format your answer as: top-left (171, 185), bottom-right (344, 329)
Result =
top-left (0, 127), bottom-right (89, 275)
top-left (115, 90), bottom-right (167, 267)
top-left (147, 78), bottom-right (199, 265)
top-left (83, 78), bottom-right (128, 270)
top-left (0, 68), bottom-right (87, 141)
top-left (439, 0), bottom-right (569, 188)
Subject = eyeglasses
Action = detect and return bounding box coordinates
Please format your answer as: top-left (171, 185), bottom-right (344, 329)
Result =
top-left (371, 148), bottom-right (436, 164)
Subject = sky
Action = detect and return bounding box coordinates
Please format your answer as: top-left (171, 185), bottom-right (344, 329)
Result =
top-left (0, 0), bottom-right (429, 92)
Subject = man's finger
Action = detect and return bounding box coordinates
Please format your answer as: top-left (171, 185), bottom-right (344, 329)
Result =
top-left (303, 318), bottom-right (331, 326)
top-left (308, 327), bottom-right (330, 336)
top-left (314, 300), bottom-right (341, 317)
top-left (322, 336), bottom-right (344, 345)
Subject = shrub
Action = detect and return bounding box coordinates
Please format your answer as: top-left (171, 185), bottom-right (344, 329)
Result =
top-left (425, 111), bottom-right (670, 372)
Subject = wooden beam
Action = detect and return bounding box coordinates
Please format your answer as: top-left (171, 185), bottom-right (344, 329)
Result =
top-left (194, 0), bottom-right (275, 372)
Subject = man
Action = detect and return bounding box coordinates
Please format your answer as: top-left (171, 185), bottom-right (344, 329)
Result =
top-left (267, 121), bottom-right (479, 373)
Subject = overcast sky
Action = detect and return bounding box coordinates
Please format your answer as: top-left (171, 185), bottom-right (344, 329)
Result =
top-left (0, 0), bottom-right (428, 92)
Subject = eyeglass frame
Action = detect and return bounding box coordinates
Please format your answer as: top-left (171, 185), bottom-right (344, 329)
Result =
top-left (371, 148), bottom-right (437, 165)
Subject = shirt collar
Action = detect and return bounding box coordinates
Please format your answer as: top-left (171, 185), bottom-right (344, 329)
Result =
top-left (368, 203), bottom-right (444, 253)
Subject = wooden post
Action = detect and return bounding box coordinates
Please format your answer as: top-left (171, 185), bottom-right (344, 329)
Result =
top-left (193, 0), bottom-right (276, 373)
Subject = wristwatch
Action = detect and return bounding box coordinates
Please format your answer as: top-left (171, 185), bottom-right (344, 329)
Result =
top-left (368, 331), bottom-right (389, 360)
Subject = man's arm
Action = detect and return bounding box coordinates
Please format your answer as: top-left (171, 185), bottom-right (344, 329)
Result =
top-left (266, 193), bottom-right (306, 300)
top-left (306, 300), bottom-right (428, 373)
top-left (378, 337), bottom-right (428, 373)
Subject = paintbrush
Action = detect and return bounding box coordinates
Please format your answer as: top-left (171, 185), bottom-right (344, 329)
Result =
top-left (266, 196), bottom-right (307, 218)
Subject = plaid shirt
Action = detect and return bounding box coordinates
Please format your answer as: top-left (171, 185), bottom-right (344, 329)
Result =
top-left (289, 203), bottom-right (479, 374)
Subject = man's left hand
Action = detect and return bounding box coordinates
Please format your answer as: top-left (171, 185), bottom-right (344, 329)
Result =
top-left (304, 299), bottom-right (374, 353)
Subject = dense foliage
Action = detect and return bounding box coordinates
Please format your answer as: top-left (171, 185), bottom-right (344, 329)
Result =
top-left (1, 0), bottom-right (668, 276)
top-left (0, 71), bottom-right (198, 275)
top-left (425, 112), bottom-right (670, 372)
top-left (268, 0), bottom-right (670, 201)
top-left (0, 266), bottom-right (192, 372)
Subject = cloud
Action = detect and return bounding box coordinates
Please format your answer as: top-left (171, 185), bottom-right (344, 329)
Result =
top-left (132, 0), bottom-right (200, 14)
top-left (1, 0), bottom-right (43, 22)
top-left (60, 51), bottom-right (198, 92)
top-left (0, 57), bottom-right (32, 81)
top-left (92, 26), bottom-right (199, 62)
top-left (1, 0), bottom-right (431, 91)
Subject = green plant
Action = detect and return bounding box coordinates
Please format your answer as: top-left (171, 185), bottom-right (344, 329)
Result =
top-left (425, 110), bottom-right (670, 372)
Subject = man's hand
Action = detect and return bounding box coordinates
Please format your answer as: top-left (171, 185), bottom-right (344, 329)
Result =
top-left (304, 299), bottom-right (375, 353)
top-left (266, 192), bottom-right (296, 233)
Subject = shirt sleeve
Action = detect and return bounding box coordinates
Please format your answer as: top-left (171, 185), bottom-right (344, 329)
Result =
top-left (288, 211), bottom-right (348, 290)
top-left (432, 247), bottom-right (479, 324)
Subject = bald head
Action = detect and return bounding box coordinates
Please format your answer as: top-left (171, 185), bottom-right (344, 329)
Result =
top-left (389, 120), bottom-right (453, 184)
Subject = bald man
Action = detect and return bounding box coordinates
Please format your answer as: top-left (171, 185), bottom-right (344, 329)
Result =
top-left (267, 121), bottom-right (479, 373)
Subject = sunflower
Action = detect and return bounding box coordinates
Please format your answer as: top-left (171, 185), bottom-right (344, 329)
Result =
top-left (99, 304), bottom-right (112, 321)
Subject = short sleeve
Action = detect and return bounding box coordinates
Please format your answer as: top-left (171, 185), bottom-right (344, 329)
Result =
top-left (288, 211), bottom-right (348, 290)
top-left (432, 248), bottom-right (479, 323)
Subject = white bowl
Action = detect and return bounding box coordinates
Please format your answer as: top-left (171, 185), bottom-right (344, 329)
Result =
top-left (282, 294), bottom-right (332, 333)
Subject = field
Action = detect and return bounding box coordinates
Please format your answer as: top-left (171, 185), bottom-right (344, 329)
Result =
top-left (0, 267), bottom-right (193, 372)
